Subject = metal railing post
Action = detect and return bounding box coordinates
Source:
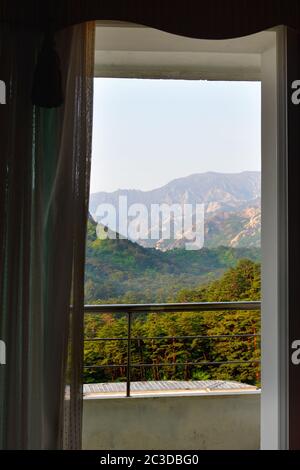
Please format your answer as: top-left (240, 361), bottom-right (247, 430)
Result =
top-left (126, 311), bottom-right (132, 397)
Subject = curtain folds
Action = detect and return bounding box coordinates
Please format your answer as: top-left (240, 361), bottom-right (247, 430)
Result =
top-left (1, 1), bottom-right (300, 40)
top-left (0, 21), bottom-right (95, 449)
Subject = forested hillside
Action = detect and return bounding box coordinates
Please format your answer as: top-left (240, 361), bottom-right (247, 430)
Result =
top-left (84, 259), bottom-right (261, 386)
top-left (85, 217), bottom-right (260, 303)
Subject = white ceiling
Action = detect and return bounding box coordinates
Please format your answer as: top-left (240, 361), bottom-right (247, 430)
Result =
top-left (94, 22), bottom-right (276, 81)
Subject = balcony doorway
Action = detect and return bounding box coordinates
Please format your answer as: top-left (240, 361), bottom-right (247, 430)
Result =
top-left (83, 23), bottom-right (287, 450)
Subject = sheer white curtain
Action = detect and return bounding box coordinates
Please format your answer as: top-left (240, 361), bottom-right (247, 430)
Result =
top-left (0, 21), bottom-right (95, 449)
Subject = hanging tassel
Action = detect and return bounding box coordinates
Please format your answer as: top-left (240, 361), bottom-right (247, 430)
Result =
top-left (31, 29), bottom-right (63, 108)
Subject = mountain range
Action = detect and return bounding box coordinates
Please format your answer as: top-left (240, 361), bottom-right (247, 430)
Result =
top-left (89, 171), bottom-right (261, 251)
top-left (85, 215), bottom-right (260, 303)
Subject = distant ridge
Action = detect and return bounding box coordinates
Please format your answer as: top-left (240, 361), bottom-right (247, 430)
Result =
top-left (89, 171), bottom-right (261, 250)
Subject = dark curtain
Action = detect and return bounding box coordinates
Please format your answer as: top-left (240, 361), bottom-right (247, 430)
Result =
top-left (1, 1), bottom-right (300, 39)
top-left (0, 22), bottom-right (95, 449)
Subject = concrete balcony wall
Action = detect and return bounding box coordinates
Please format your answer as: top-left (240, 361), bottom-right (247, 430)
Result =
top-left (82, 392), bottom-right (260, 450)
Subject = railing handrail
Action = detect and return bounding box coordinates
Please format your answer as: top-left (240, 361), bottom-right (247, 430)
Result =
top-left (84, 300), bottom-right (261, 314)
top-left (83, 301), bottom-right (261, 397)
top-left (85, 333), bottom-right (260, 342)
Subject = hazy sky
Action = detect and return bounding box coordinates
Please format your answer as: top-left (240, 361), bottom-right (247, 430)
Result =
top-left (91, 78), bottom-right (261, 194)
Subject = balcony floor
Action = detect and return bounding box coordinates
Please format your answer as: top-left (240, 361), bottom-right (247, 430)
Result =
top-left (83, 379), bottom-right (258, 399)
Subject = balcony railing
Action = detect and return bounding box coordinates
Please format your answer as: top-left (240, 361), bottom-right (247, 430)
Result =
top-left (84, 301), bottom-right (261, 397)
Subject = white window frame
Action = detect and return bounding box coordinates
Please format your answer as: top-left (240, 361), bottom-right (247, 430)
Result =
top-left (94, 24), bottom-right (289, 449)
